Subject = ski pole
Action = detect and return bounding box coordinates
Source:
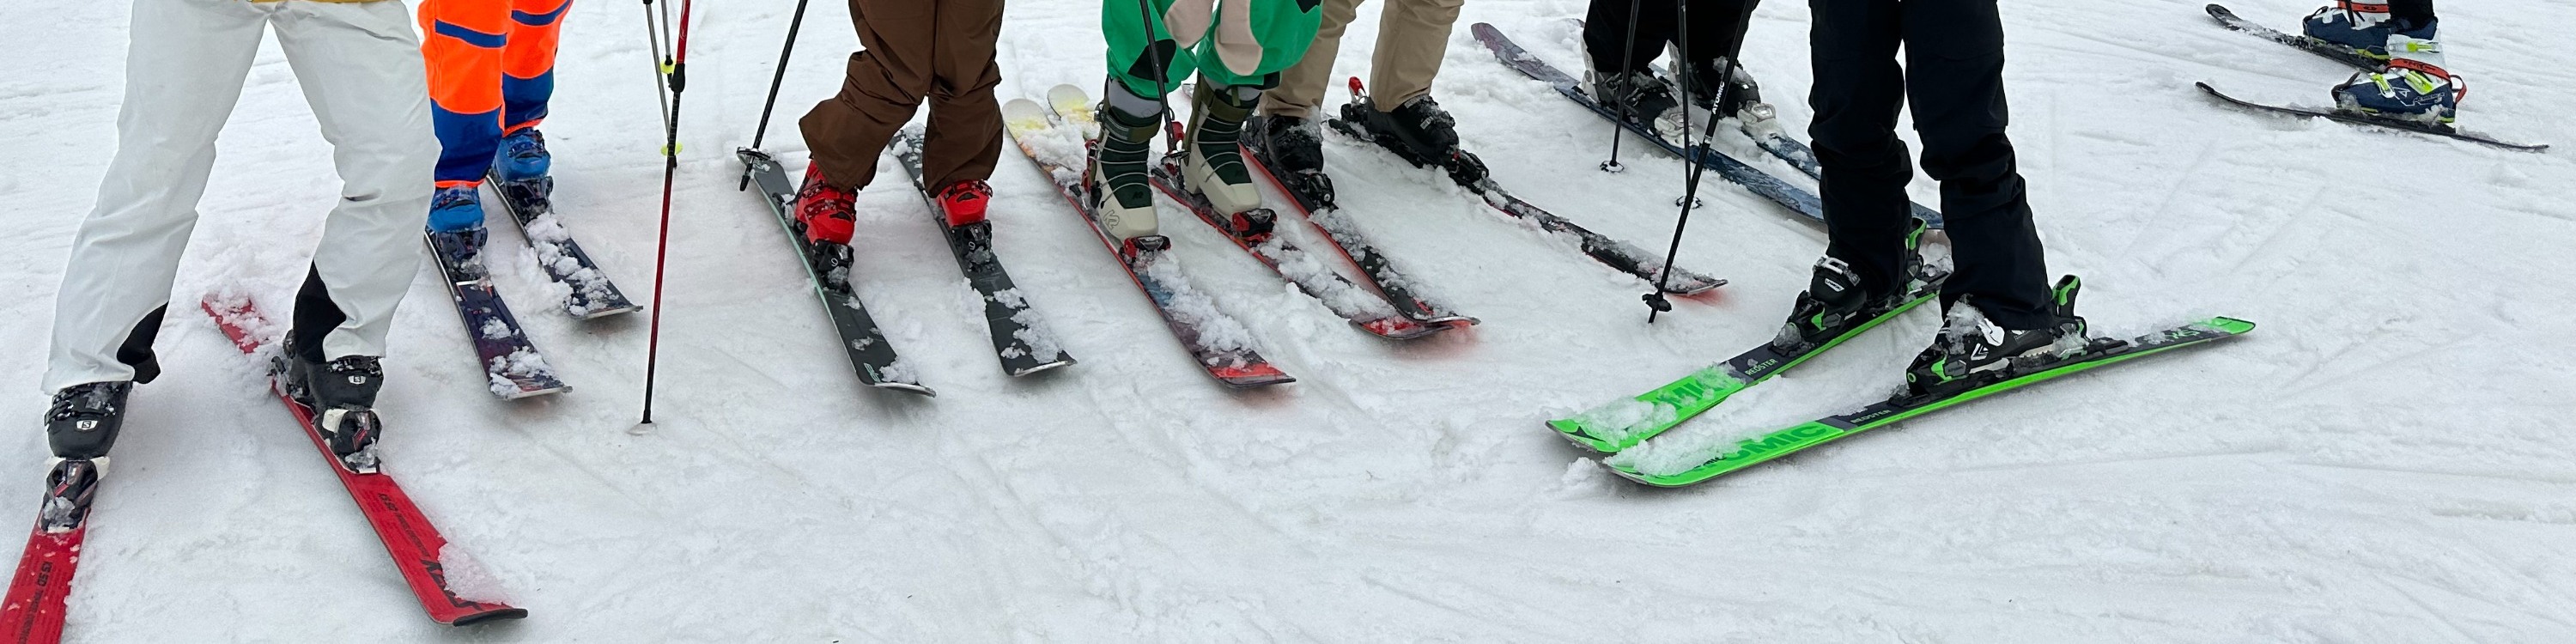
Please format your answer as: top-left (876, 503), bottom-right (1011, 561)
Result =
top-left (1601, 0), bottom-right (1647, 173)
top-left (743, 0), bottom-right (815, 191)
top-left (1644, 0), bottom-right (1758, 321)
top-left (641, 0), bottom-right (693, 424)
top-left (641, 0), bottom-right (672, 132)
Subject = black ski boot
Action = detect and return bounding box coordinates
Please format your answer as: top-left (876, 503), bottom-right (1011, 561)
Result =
top-left (1905, 276), bottom-right (2092, 398)
top-left (1584, 70), bottom-right (1680, 131)
top-left (1680, 57), bottom-right (1769, 123)
top-left (45, 381), bottom-right (131, 462)
top-left (279, 341), bottom-right (385, 467)
top-left (1245, 113), bottom-right (1334, 204)
top-left (1091, 100), bottom-right (1163, 244)
top-left (1361, 94), bottom-right (1462, 161)
top-left (1774, 220), bottom-right (1941, 353)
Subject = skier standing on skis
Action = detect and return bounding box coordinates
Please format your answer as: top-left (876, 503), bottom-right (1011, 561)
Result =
top-left (791, 0), bottom-right (1006, 254)
top-left (1581, 0), bottom-right (1773, 139)
top-left (45, 0), bottom-right (438, 468)
top-left (1092, 0), bottom-right (1323, 245)
top-left (421, 0), bottom-right (577, 234)
top-left (1247, 0), bottom-right (1461, 194)
top-left (1779, 0), bottom-right (2091, 397)
top-left (2306, 0), bottom-right (2460, 123)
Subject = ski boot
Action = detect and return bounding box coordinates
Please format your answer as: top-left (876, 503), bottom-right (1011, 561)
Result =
top-left (46, 381), bottom-right (131, 464)
top-left (1360, 94), bottom-right (1462, 162)
top-left (1245, 113), bottom-right (1334, 204)
top-left (1090, 100), bottom-right (1164, 246)
top-left (2334, 33), bottom-right (2461, 125)
top-left (1773, 220), bottom-right (1941, 354)
top-left (1583, 67), bottom-right (1680, 132)
top-left (1182, 81), bottom-right (1265, 216)
top-left (1674, 57), bottom-right (1778, 138)
top-left (1904, 276), bottom-right (2092, 399)
top-left (793, 164), bottom-right (860, 287)
top-left (428, 185), bottom-right (486, 233)
top-left (491, 128), bottom-right (556, 213)
top-left (932, 179), bottom-right (992, 228)
top-left (278, 340), bottom-right (386, 471)
top-left (2303, 1), bottom-right (2436, 59)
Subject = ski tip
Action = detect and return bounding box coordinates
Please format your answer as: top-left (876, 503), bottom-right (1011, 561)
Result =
top-left (873, 381), bottom-right (939, 398)
top-left (447, 606), bottom-right (530, 626)
top-left (2199, 317), bottom-right (2259, 334)
top-left (2205, 3), bottom-right (2232, 18)
top-left (495, 384), bottom-right (571, 400)
top-left (1009, 358), bottom-right (1079, 378)
top-left (1363, 318), bottom-right (1446, 340)
top-left (1214, 364), bottom-right (1297, 389)
top-left (1543, 420), bottom-right (1615, 454)
top-left (573, 302), bottom-right (644, 320)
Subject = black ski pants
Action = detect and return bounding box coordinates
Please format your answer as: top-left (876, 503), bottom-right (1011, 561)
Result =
top-left (1583, 0), bottom-right (1757, 77)
top-left (2391, 0), bottom-right (2435, 25)
top-left (1807, 0), bottom-right (2050, 329)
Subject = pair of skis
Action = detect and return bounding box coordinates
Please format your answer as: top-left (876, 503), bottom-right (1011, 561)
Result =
top-left (1001, 86), bottom-right (1305, 387)
top-left (0, 298), bottom-right (528, 641)
top-left (732, 140), bottom-right (1077, 397)
top-left (427, 174), bottom-right (645, 399)
top-left (1551, 295), bottom-right (2257, 486)
top-left (1472, 23), bottom-right (1949, 230)
top-left (2200, 5), bottom-right (2547, 151)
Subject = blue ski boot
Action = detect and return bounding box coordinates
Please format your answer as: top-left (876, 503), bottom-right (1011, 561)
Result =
top-left (496, 128), bottom-right (552, 183)
top-left (428, 185), bottom-right (485, 233)
top-left (2334, 33), bottom-right (2461, 125)
top-left (2302, 2), bottom-right (2436, 59)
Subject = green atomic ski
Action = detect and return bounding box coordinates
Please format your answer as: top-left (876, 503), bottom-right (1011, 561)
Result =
top-left (1605, 317), bottom-right (2257, 487)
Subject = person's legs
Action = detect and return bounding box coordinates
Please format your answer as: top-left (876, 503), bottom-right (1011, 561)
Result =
top-left (1899, 0), bottom-right (2049, 327)
top-left (800, 0), bottom-right (942, 191)
top-left (44, 0), bottom-right (267, 393)
top-left (1261, 0), bottom-right (1362, 119)
top-left (501, 0), bottom-right (571, 134)
top-left (417, 0), bottom-right (507, 231)
top-left (2386, 0), bottom-right (2434, 27)
top-left (1584, 0), bottom-right (1676, 76)
top-left (1806, 0), bottom-right (1914, 300)
top-left (273, 0), bottom-right (442, 361)
top-left (920, 0), bottom-right (1006, 193)
top-left (1366, 0), bottom-right (1462, 110)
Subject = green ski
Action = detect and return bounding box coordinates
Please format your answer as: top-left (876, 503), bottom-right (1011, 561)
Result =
top-left (1604, 317), bottom-right (2257, 487)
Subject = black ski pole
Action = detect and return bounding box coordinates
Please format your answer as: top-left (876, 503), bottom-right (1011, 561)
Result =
top-left (1601, 0), bottom-right (1648, 173)
top-left (742, 0), bottom-right (814, 190)
top-left (1643, 0), bottom-right (1759, 321)
top-left (641, 0), bottom-right (694, 425)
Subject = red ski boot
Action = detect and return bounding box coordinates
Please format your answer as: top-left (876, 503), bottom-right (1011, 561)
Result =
top-left (933, 179), bottom-right (992, 228)
top-left (794, 165), bottom-right (857, 245)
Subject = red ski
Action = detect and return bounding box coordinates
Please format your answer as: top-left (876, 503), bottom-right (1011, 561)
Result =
top-left (201, 295), bottom-right (527, 626)
top-left (0, 459), bottom-right (102, 643)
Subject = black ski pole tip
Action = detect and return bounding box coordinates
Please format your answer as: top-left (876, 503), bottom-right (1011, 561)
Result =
top-left (1600, 160), bottom-right (1625, 173)
top-left (1643, 292), bottom-right (1672, 313)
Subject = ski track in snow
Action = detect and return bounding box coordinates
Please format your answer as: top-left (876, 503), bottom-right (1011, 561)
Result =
top-left (3, 0), bottom-right (2573, 640)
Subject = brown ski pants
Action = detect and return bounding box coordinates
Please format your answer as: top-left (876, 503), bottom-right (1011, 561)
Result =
top-left (799, 0), bottom-right (1005, 192)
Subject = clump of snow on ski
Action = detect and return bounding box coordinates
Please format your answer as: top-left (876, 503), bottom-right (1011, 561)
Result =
top-left (889, 128), bottom-right (1078, 376)
top-left (483, 172), bottom-right (641, 319)
top-left (199, 295), bottom-right (530, 625)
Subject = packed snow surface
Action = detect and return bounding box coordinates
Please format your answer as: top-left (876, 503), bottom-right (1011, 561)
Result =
top-left (3, 0), bottom-right (2573, 640)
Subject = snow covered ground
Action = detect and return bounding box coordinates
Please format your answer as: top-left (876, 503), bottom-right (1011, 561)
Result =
top-left (3, 0), bottom-right (2573, 640)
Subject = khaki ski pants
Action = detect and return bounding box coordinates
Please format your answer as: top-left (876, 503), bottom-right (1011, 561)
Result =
top-left (1261, 0), bottom-right (1467, 118)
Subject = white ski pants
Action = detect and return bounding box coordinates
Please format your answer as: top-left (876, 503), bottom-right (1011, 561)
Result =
top-left (45, 0), bottom-right (437, 393)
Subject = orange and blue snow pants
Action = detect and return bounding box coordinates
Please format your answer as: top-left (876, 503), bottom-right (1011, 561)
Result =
top-left (419, 0), bottom-right (571, 187)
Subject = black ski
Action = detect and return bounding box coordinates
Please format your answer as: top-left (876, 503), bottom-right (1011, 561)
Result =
top-left (482, 170), bottom-right (643, 319)
top-left (2196, 82), bottom-right (2548, 151)
top-left (423, 230), bottom-right (570, 398)
top-left (2204, 4), bottom-right (2380, 70)
top-left (1228, 119), bottom-right (1475, 325)
top-left (734, 149), bottom-right (938, 396)
top-left (888, 130), bottom-right (1079, 376)
top-left (1318, 96), bottom-right (1726, 295)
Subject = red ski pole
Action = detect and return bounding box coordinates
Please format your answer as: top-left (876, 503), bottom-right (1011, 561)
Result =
top-left (641, 0), bottom-right (692, 424)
